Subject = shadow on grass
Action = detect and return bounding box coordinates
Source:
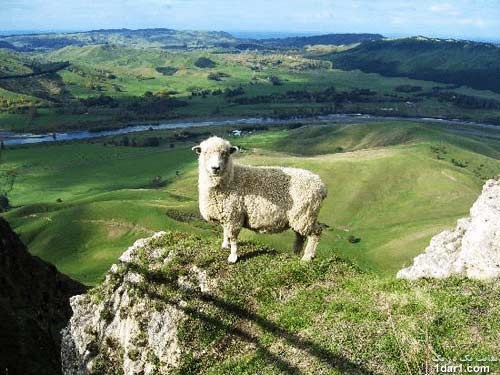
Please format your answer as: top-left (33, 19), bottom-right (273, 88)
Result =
top-left (127, 261), bottom-right (374, 375)
top-left (237, 247), bottom-right (278, 262)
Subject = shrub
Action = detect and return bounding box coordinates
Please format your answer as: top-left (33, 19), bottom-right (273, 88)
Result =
top-left (207, 72), bottom-right (230, 81)
top-left (268, 75), bottom-right (283, 86)
top-left (194, 57), bottom-right (216, 69)
top-left (151, 176), bottom-right (165, 188)
top-left (120, 136), bottom-right (130, 147)
top-left (347, 235), bottom-right (361, 244)
top-left (155, 66), bottom-right (178, 76)
top-left (142, 137), bottom-right (161, 147)
top-left (224, 87), bottom-right (245, 97)
top-left (395, 85), bottom-right (422, 93)
top-left (451, 158), bottom-right (468, 168)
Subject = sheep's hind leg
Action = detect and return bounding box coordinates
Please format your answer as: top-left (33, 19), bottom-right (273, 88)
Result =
top-left (301, 224), bottom-right (322, 262)
top-left (227, 226), bottom-right (241, 264)
top-left (293, 231), bottom-right (306, 254)
top-left (221, 226), bottom-right (230, 249)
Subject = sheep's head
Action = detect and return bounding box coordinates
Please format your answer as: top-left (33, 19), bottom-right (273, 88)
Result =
top-left (192, 136), bottom-right (238, 185)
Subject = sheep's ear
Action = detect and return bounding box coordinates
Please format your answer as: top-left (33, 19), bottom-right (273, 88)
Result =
top-left (192, 145), bottom-right (202, 154)
top-left (230, 146), bottom-right (239, 154)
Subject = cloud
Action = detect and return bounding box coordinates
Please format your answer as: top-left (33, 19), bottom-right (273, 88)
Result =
top-left (457, 17), bottom-right (487, 27)
top-left (429, 3), bottom-right (461, 16)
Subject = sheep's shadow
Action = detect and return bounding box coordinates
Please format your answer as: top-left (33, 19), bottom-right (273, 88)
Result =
top-left (237, 247), bottom-right (278, 261)
top-left (127, 262), bottom-right (374, 375)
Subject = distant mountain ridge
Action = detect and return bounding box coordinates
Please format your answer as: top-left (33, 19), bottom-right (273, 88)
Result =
top-left (324, 36), bottom-right (500, 93)
top-left (0, 28), bottom-right (386, 52)
top-left (0, 28), bottom-right (239, 51)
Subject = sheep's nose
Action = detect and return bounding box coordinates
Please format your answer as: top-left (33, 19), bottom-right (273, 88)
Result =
top-left (212, 166), bottom-right (221, 173)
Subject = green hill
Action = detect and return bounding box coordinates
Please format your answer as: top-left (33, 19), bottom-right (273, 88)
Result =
top-left (0, 50), bottom-right (33, 77)
top-left (2, 120), bottom-right (499, 285)
top-left (324, 37), bottom-right (500, 93)
top-left (0, 49), bottom-right (70, 102)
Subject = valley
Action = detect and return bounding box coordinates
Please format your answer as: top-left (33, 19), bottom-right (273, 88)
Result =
top-left (2, 119), bottom-right (499, 285)
top-left (1, 31), bottom-right (500, 135)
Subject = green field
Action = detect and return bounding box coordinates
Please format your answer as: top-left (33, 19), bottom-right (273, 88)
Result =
top-left (2, 120), bottom-right (499, 285)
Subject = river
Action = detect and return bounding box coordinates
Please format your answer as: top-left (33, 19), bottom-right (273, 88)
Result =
top-left (1, 114), bottom-right (499, 146)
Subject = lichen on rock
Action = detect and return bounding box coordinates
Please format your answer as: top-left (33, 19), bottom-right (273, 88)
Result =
top-left (398, 178), bottom-right (500, 280)
top-left (61, 231), bottom-right (215, 375)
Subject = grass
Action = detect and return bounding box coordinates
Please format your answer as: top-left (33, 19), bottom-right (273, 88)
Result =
top-left (2, 120), bottom-right (499, 285)
top-left (86, 230), bottom-right (500, 374)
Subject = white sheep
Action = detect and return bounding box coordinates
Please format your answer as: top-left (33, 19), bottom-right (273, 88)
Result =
top-left (192, 136), bottom-right (327, 263)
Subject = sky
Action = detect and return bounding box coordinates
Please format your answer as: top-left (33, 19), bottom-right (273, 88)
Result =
top-left (1, 0), bottom-right (500, 41)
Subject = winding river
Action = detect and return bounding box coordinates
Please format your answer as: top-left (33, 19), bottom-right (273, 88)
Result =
top-left (1, 114), bottom-right (499, 146)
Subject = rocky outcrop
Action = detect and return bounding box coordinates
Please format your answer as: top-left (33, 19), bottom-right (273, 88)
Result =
top-left (0, 218), bottom-right (86, 375)
top-left (61, 232), bottom-right (214, 375)
top-left (398, 178), bottom-right (500, 280)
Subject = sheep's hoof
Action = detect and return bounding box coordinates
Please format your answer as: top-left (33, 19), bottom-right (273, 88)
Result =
top-left (221, 241), bottom-right (230, 250)
top-left (301, 254), bottom-right (314, 262)
top-left (227, 254), bottom-right (238, 263)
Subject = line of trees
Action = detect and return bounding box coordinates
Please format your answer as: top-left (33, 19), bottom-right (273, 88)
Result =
top-left (230, 86), bottom-right (378, 105)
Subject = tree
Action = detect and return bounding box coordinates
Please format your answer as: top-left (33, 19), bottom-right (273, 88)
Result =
top-left (120, 136), bottom-right (130, 147)
top-left (268, 75), bottom-right (283, 86)
top-left (194, 57), bottom-right (216, 69)
top-left (27, 104), bottom-right (39, 126)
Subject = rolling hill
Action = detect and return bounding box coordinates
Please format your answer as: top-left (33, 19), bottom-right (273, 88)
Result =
top-left (324, 37), bottom-right (500, 93)
top-left (0, 50), bottom-right (33, 77)
top-left (0, 49), bottom-right (71, 102)
top-left (2, 120), bottom-right (499, 284)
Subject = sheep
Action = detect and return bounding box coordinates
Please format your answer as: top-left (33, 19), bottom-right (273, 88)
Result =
top-left (192, 136), bottom-right (327, 263)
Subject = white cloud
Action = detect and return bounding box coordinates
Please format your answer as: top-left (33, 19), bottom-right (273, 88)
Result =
top-left (429, 3), bottom-right (461, 16)
top-left (457, 17), bottom-right (487, 27)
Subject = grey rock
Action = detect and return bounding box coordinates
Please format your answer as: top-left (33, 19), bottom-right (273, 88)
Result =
top-left (61, 232), bottom-right (212, 374)
top-left (398, 179), bottom-right (500, 280)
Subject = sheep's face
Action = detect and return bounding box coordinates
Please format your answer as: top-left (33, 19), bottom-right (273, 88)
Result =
top-left (192, 137), bottom-right (238, 181)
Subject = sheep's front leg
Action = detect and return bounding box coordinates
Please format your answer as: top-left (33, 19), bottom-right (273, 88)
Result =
top-left (302, 234), bottom-right (319, 261)
top-left (301, 224), bottom-right (322, 262)
top-left (221, 226), bottom-right (230, 249)
top-left (226, 225), bottom-right (241, 264)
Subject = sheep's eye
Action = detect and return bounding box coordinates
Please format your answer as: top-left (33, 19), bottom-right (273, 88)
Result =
top-left (221, 152), bottom-right (228, 158)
